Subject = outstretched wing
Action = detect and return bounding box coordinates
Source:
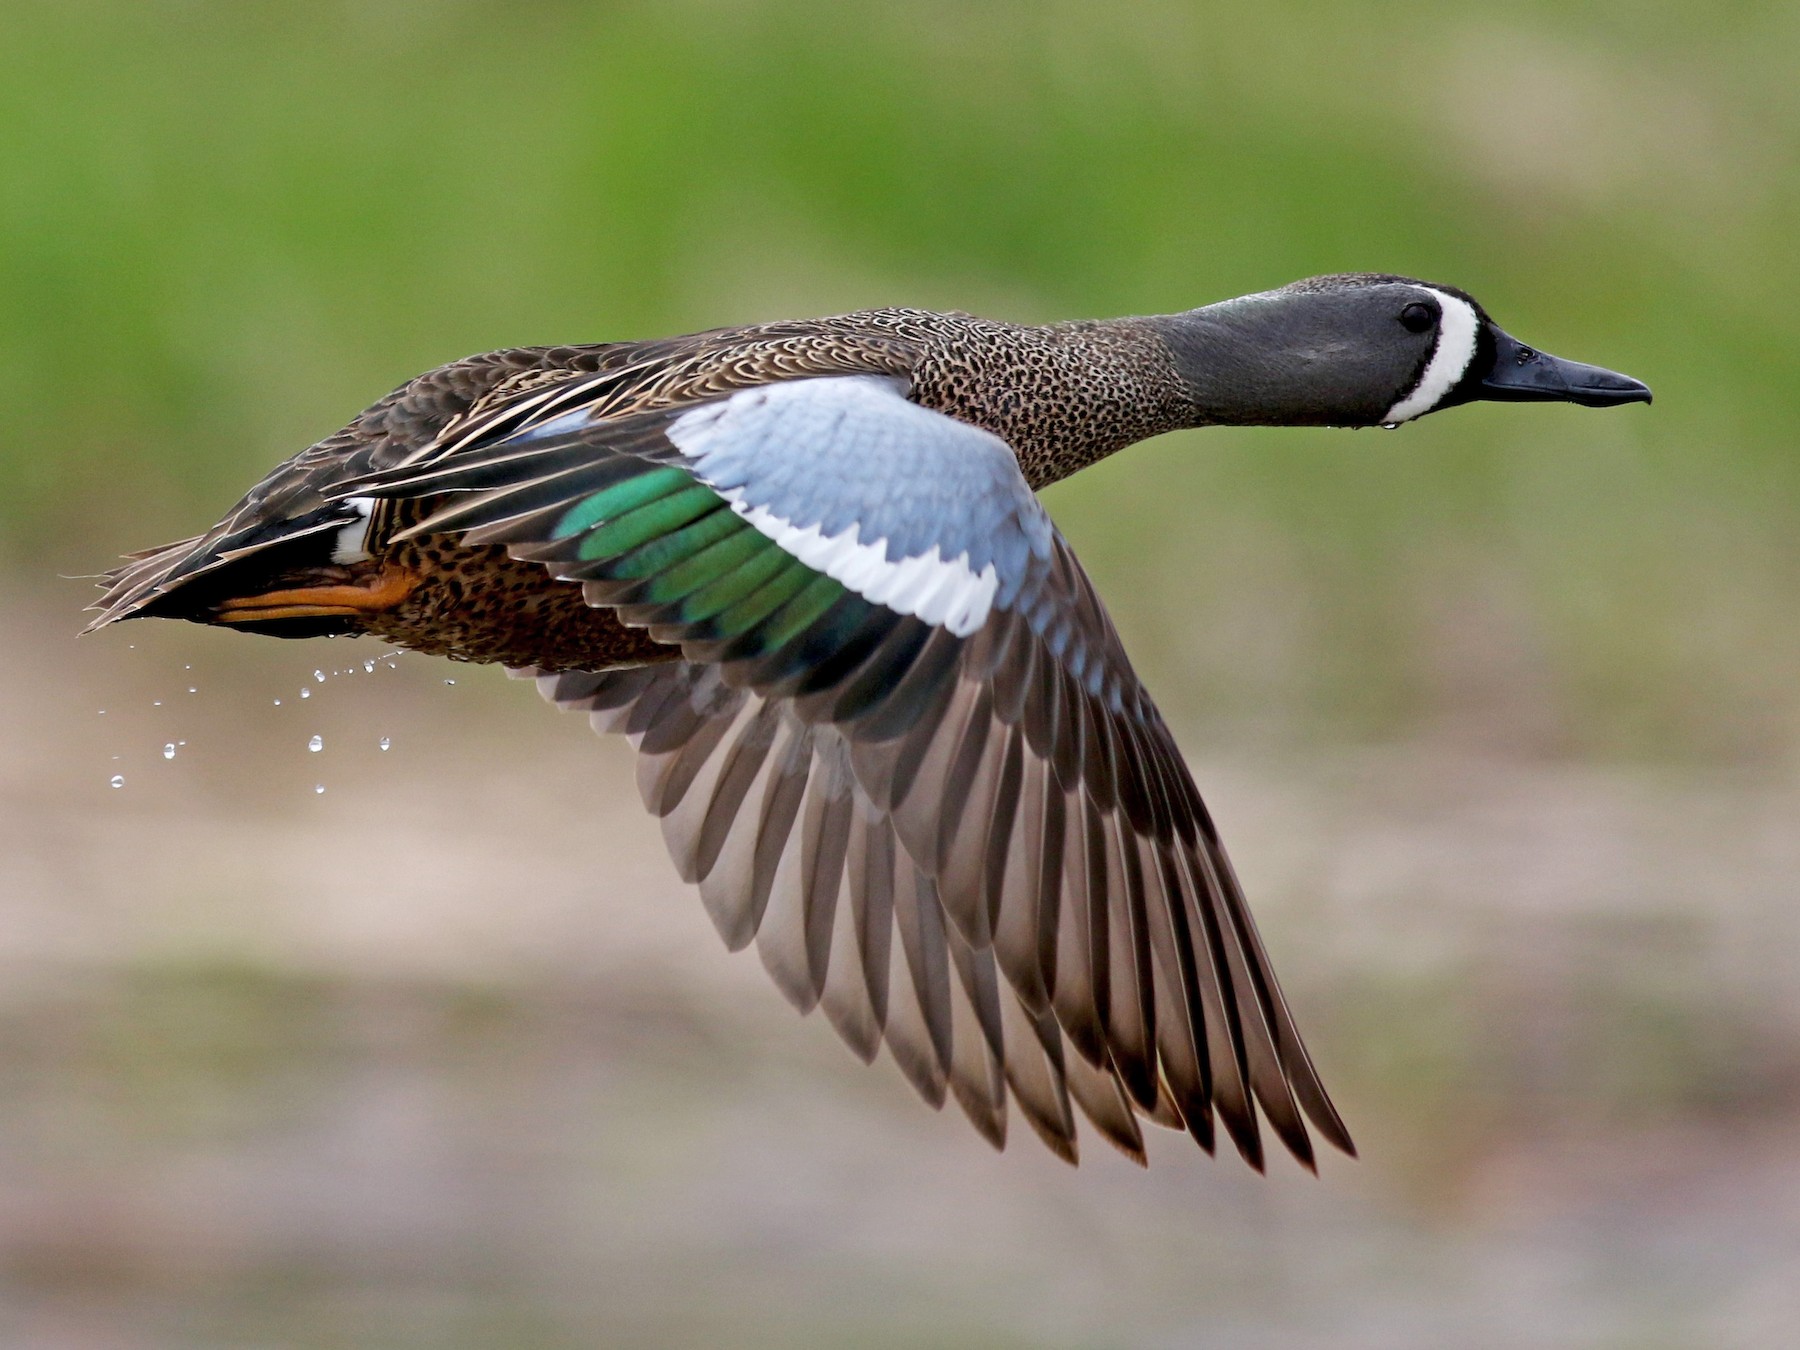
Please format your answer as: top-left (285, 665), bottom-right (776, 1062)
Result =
top-left (346, 375), bottom-right (1352, 1169)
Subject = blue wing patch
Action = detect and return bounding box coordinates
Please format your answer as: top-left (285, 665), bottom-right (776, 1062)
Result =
top-left (666, 376), bottom-right (1054, 612)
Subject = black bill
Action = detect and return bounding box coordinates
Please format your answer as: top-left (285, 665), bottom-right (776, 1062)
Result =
top-left (1476, 327), bottom-right (1652, 407)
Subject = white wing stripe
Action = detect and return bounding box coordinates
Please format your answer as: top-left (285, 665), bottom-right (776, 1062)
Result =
top-left (729, 499), bottom-right (999, 637)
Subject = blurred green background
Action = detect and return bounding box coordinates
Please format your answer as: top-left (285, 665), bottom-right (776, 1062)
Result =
top-left (6, 1), bottom-right (1799, 1346)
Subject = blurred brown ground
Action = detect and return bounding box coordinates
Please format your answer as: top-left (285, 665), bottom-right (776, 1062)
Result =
top-left (5, 581), bottom-right (1792, 1349)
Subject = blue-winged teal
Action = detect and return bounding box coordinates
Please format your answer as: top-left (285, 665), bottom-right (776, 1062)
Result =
top-left (90, 275), bottom-right (1650, 1169)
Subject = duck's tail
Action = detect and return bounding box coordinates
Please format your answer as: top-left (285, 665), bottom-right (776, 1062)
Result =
top-left (82, 507), bottom-right (370, 640)
top-left (82, 536), bottom-right (204, 633)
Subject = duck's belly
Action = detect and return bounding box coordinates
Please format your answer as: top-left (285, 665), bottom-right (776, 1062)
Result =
top-left (360, 538), bottom-right (675, 674)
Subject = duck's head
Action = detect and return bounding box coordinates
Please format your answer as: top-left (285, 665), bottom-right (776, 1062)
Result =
top-left (1152, 272), bottom-right (1651, 429)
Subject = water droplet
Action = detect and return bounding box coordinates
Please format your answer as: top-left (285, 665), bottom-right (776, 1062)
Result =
top-left (162, 744), bottom-right (176, 760)
top-left (314, 784), bottom-right (325, 795)
top-left (444, 679), bottom-right (456, 686)
top-left (110, 775), bottom-right (124, 788)
top-left (378, 737), bottom-right (391, 751)
top-left (184, 665), bottom-right (191, 670)
top-left (178, 740), bottom-right (186, 746)
top-left (313, 670), bottom-right (326, 683)
top-left (187, 687), bottom-right (197, 694)
top-left (364, 659), bottom-right (376, 674)
top-left (273, 699), bottom-right (282, 706)
top-left (1381, 422), bottom-right (1400, 431)
top-left (308, 735), bottom-right (324, 753)
top-left (152, 700), bottom-right (162, 707)
top-left (97, 710), bottom-right (106, 716)
top-left (299, 688), bottom-right (311, 700)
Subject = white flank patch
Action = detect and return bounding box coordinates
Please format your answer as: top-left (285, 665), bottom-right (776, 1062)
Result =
top-left (730, 500), bottom-right (998, 637)
top-left (330, 496), bottom-right (376, 563)
top-left (1381, 290), bottom-right (1482, 424)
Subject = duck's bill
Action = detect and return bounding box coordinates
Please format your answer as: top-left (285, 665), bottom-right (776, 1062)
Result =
top-left (1476, 327), bottom-right (1653, 408)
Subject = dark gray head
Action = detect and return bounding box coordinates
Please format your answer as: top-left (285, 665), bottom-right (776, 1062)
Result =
top-left (1149, 273), bottom-right (1651, 428)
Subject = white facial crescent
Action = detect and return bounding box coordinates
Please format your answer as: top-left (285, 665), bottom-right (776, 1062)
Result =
top-left (1382, 289), bottom-right (1481, 424)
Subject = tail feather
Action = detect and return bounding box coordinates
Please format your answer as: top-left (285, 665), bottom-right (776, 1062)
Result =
top-left (82, 535), bottom-right (208, 633)
top-left (82, 512), bottom-right (353, 635)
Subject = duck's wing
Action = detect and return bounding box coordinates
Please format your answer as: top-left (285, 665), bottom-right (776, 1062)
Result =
top-left (346, 374), bottom-right (1352, 1169)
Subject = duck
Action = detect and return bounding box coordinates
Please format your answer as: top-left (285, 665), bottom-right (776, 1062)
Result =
top-left (88, 273), bottom-right (1650, 1170)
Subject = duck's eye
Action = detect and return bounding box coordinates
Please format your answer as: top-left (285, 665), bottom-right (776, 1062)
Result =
top-left (1399, 302), bottom-right (1436, 334)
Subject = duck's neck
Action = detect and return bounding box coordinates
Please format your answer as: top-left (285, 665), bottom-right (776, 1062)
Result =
top-left (905, 315), bottom-right (1200, 490)
top-left (1139, 301), bottom-right (1329, 430)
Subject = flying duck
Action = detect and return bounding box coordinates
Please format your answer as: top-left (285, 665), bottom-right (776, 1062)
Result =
top-left (88, 274), bottom-right (1650, 1170)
